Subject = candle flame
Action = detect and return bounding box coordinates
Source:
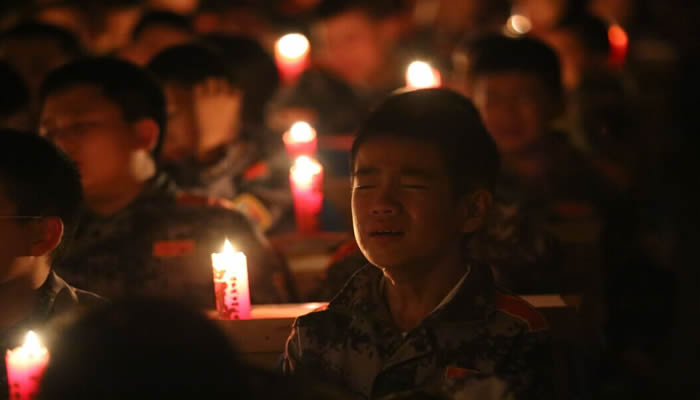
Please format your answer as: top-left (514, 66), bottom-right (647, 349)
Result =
top-left (289, 121), bottom-right (316, 143)
top-left (608, 24), bottom-right (628, 48)
top-left (291, 156), bottom-right (322, 186)
top-left (505, 14), bottom-right (532, 36)
top-left (222, 239), bottom-right (235, 254)
top-left (276, 33), bottom-right (310, 60)
top-left (406, 61), bottom-right (441, 89)
top-left (15, 331), bottom-right (47, 359)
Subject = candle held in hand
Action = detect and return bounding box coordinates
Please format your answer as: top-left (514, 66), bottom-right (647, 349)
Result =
top-left (275, 33), bottom-right (310, 84)
top-left (212, 240), bottom-right (251, 320)
top-left (5, 331), bottom-right (50, 400)
top-left (283, 121), bottom-right (318, 158)
top-left (290, 156), bottom-right (323, 234)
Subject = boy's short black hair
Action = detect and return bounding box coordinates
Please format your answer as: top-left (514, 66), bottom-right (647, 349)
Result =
top-left (39, 57), bottom-right (167, 157)
top-left (466, 34), bottom-right (563, 104)
top-left (131, 10), bottom-right (194, 40)
top-left (147, 43), bottom-right (235, 88)
top-left (313, 0), bottom-right (405, 21)
top-left (0, 21), bottom-right (83, 58)
top-left (201, 34), bottom-right (280, 125)
top-left (0, 129), bottom-right (82, 262)
top-left (351, 88), bottom-right (500, 197)
top-left (557, 12), bottom-right (610, 57)
top-left (0, 61), bottom-right (29, 118)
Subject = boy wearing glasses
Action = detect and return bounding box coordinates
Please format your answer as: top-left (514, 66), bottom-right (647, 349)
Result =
top-left (0, 129), bottom-right (103, 397)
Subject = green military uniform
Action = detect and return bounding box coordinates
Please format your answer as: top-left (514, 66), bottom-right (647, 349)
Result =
top-left (0, 271), bottom-right (104, 400)
top-left (55, 173), bottom-right (295, 308)
top-left (283, 264), bottom-right (553, 399)
top-left (165, 134), bottom-right (294, 234)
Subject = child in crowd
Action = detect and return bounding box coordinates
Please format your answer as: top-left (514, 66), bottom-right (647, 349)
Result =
top-left (38, 57), bottom-right (296, 306)
top-left (148, 43), bottom-right (293, 233)
top-left (0, 130), bottom-right (103, 398)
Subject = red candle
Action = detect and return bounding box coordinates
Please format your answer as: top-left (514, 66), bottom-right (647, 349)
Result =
top-left (212, 240), bottom-right (251, 320)
top-left (290, 156), bottom-right (323, 234)
top-left (275, 33), bottom-right (310, 84)
top-left (405, 61), bottom-right (442, 89)
top-left (608, 24), bottom-right (629, 69)
top-left (283, 121), bottom-right (318, 158)
top-left (5, 331), bottom-right (49, 400)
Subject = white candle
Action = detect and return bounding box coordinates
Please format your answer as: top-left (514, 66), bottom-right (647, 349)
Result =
top-left (5, 331), bottom-right (50, 400)
top-left (212, 240), bottom-right (251, 320)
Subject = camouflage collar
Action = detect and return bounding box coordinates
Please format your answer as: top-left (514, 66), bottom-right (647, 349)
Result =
top-left (328, 263), bottom-right (497, 328)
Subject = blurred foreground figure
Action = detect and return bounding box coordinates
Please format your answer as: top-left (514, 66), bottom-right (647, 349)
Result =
top-left (0, 130), bottom-right (103, 400)
top-left (282, 89), bottom-right (553, 399)
top-left (38, 58), bottom-right (295, 306)
top-left (38, 298), bottom-right (247, 399)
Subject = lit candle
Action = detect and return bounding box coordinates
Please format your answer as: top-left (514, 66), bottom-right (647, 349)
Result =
top-left (290, 156), bottom-right (323, 234)
top-left (275, 33), bottom-right (310, 84)
top-left (405, 61), bottom-right (442, 89)
top-left (212, 240), bottom-right (251, 320)
top-left (608, 24), bottom-right (628, 68)
top-left (283, 121), bottom-right (318, 158)
top-left (5, 331), bottom-right (49, 400)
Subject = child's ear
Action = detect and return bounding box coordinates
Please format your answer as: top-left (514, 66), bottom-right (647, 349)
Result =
top-left (132, 118), bottom-right (160, 152)
top-left (29, 217), bottom-right (64, 257)
top-left (460, 189), bottom-right (493, 234)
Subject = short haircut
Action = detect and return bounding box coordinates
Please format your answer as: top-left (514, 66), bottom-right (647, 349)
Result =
top-left (466, 34), bottom-right (563, 104)
top-left (39, 57), bottom-right (167, 157)
top-left (0, 129), bottom-right (83, 262)
top-left (131, 10), bottom-right (194, 40)
top-left (313, 0), bottom-right (405, 21)
top-left (147, 43), bottom-right (235, 88)
top-left (0, 21), bottom-right (83, 59)
top-left (201, 34), bottom-right (280, 125)
top-left (351, 88), bottom-right (500, 196)
top-left (0, 61), bottom-right (29, 118)
top-left (557, 12), bottom-right (610, 56)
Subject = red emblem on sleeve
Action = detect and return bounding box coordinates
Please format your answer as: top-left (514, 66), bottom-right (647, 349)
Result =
top-left (496, 293), bottom-right (549, 332)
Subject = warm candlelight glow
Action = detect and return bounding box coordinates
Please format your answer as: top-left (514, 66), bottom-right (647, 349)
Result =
top-left (6, 331), bottom-right (50, 400)
top-left (283, 121), bottom-right (318, 158)
top-left (406, 61), bottom-right (441, 89)
top-left (289, 156), bottom-right (324, 234)
top-left (608, 24), bottom-right (629, 67)
top-left (275, 33), bottom-right (310, 61)
top-left (505, 14), bottom-right (532, 36)
top-left (291, 155), bottom-right (323, 189)
top-left (212, 240), bottom-right (251, 320)
top-left (289, 121), bottom-right (316, 143)
top-left (6, 331), bottom-right (48, 366)
top-left (608, 24), bottom-right (628, 48)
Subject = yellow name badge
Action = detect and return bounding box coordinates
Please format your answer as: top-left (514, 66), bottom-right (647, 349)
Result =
top-left (232, 193), bottom-right (273, 231)
top-left (152, 240), bottom-right (196, 258)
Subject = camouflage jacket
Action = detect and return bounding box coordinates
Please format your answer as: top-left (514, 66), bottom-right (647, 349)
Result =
top-left (164, 137), bottom-right (294, 234)
top-left (0, 271), bottom-right (104, 400)
top-left (283, 264), bottom-right (553, 399)
top-left (55, 173), bottom-right (295, 308)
